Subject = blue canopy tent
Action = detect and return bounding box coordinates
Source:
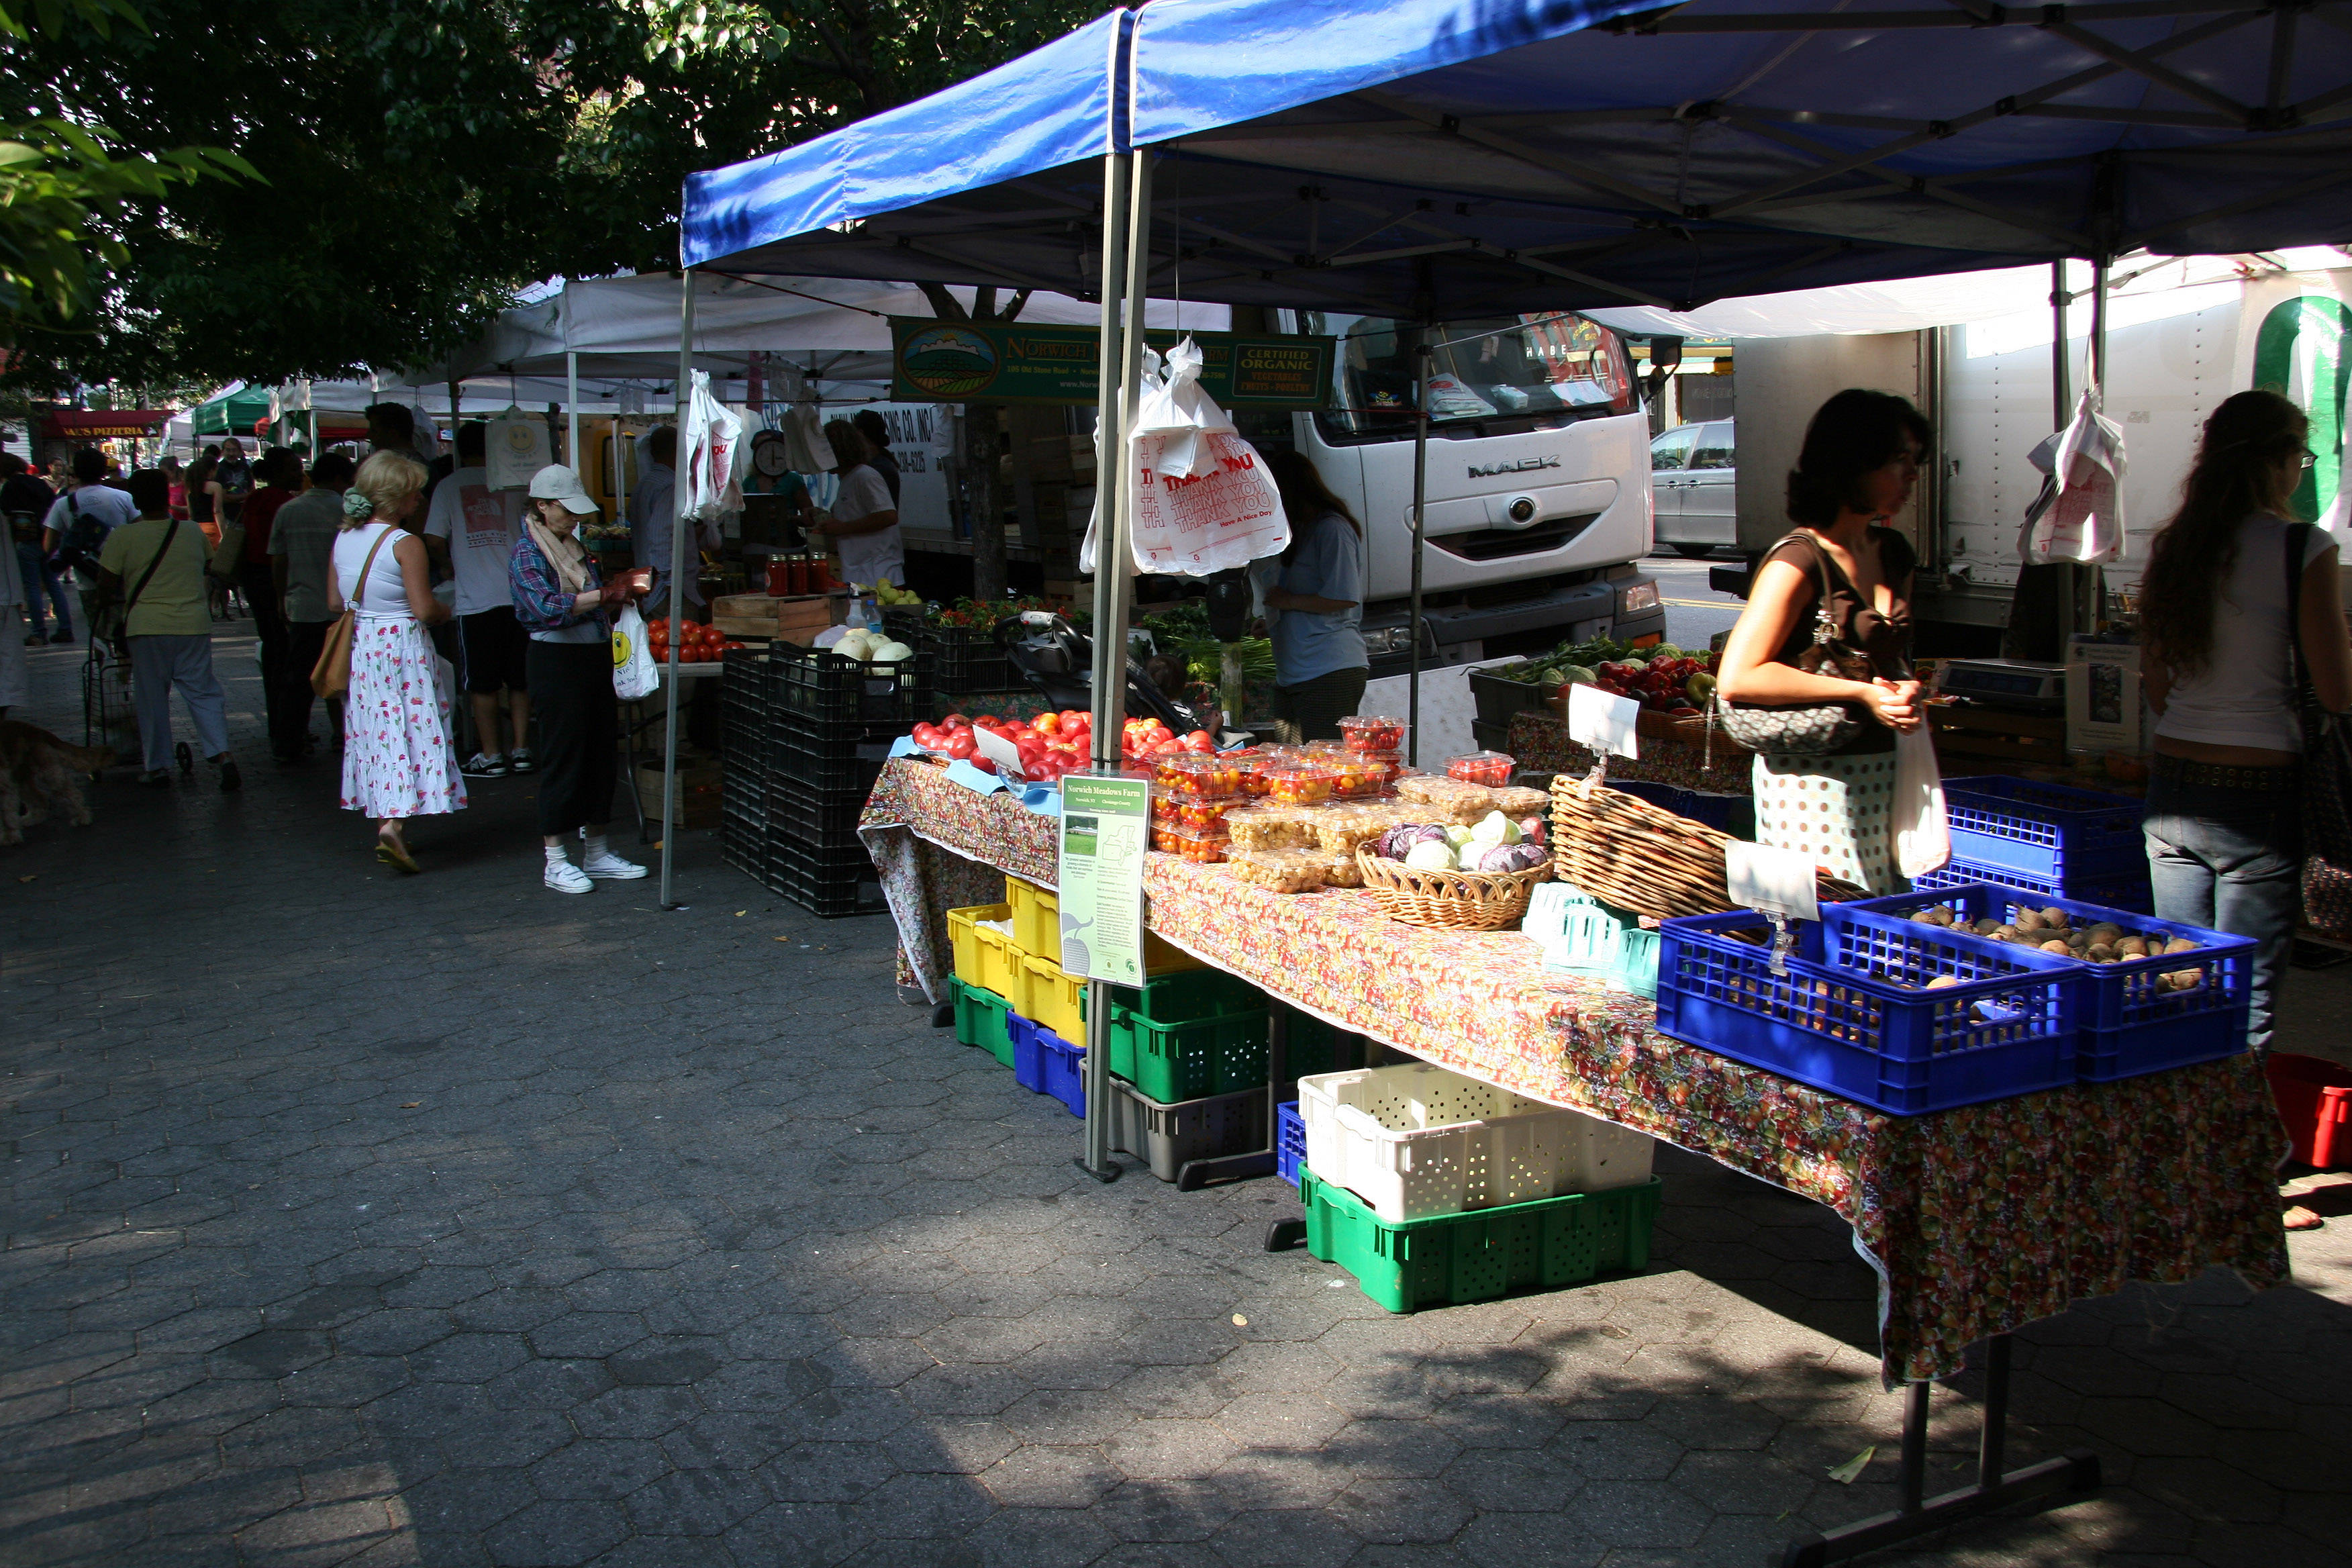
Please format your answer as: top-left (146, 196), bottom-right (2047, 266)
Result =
top-left (680, 20), bottom-right (2352, 1532)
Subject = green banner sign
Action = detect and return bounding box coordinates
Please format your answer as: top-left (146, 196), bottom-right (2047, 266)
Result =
top-left (890, 320), bottom-right (1334, 409)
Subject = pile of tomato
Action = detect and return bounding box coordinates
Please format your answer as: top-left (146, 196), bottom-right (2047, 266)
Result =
top-left (908, 709), bottom-right (1093, 782)
top-left (648, 618), bottom-right (744, 663)
top-left (1590, 652), bottom-right (1716, 715)
top-left (1120, 716), bottom-right (1216, 761)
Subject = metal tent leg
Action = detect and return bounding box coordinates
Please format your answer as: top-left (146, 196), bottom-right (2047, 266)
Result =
top-left (1777, 1336), bottom-right (2100, 1567)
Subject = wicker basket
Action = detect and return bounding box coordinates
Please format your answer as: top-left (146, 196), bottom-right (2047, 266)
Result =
top-left (1354, 846), bottom-right (1552, 930)
top-left (1549, 773), bottom-right (1861, 920)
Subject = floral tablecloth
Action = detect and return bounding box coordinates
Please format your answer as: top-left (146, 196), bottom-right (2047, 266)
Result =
top-left (856, 758), bottom-right (2290, 1384)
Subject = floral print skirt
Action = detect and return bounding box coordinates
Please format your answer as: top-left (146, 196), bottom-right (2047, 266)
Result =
top-left (1753, 747), bottom-right (1904, 894)
top-left (341, 616), bottom-right (467, 821)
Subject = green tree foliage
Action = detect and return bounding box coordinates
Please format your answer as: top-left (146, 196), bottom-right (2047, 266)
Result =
top-left (3, 0), bottom-right (1096, 391)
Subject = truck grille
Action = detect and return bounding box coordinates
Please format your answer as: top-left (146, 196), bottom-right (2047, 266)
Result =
top-left (1428, 513), bottom-right (1598, 562)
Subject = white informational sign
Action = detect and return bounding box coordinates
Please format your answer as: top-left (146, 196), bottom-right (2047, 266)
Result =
top-left (1567, 683), bottom-right (1641, 759)
top-left (1725, 841), bottom-right (1820, 924)
top-left (971, 724), bottom-right (1027, 782)
top-left (1058, 774), bottom-right (1152, 986)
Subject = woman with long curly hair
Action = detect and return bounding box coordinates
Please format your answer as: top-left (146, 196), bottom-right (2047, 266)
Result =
top-left (2141, 390), bottom-right (2351, 1143)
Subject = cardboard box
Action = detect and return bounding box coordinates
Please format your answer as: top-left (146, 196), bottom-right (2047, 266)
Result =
top-left (710, 592), bottom-right (839, 644)
top-left (2065, 634), bottom-right (2146, 755)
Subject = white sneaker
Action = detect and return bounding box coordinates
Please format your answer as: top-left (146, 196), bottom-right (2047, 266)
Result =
top-left (544, 859), bottom-right (595, 894)
top-left (581, 848), bottom-right (649, 880)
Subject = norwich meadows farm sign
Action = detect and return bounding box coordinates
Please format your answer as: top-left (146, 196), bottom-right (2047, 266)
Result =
top-left (889, 320), bottom-right (1334, 409)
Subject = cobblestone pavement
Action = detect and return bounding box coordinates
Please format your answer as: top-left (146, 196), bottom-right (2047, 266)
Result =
top-left (5, 626), bottom-right (2351, 1568)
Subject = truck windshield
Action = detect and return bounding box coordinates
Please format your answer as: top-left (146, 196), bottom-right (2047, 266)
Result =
top-left (1306, 312), bottom-right (1636, 444)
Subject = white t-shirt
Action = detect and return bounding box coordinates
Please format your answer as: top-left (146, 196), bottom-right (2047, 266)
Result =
top-left (334, 523), bottom-right (413, 618)
top-left (422, 465), bottom-right (526, 616)
top-left (44, 483), bottom-right (138, 554)
top-left (831, 463), bottom-right (903, 589)
top-left (2153, 513), bottom-right (2338, 753)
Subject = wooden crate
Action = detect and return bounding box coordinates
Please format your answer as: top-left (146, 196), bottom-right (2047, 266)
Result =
top-left (710, 592), bottom-right (839, 644)
top-left (634, 759), bottom-right (723, 828)
top-left (1929, 704), bottom-right (2069, 768)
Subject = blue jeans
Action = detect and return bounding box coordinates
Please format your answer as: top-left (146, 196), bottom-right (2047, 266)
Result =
top-left (17, 543), bottom-right (70, 638)
top-left (2143, 771), bottom-right (2300, 1055)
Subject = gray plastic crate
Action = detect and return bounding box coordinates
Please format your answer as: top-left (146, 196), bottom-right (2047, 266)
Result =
top-left (1106, 1078), bottom-right (1269, 1183)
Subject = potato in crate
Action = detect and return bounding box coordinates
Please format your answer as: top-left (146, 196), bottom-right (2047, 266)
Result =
top-left (1655, 903), bottom-right (2083, 1116)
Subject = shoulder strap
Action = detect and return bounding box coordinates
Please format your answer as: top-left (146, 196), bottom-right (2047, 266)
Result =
top-left (2286, 520), bottom-right (2315, 691)
top-left (125, 518), bottom-right (181, 612)
top-left (1772, 529), bottom-right (1842, 645)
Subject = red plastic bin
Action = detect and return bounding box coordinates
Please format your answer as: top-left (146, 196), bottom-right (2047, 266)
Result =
top-left (2267, 1052), bottom-right (2352, 1169)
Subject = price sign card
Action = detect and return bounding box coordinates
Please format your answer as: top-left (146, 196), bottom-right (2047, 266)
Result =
top-left (1724, 841), bottom-right (1820, 924)
top-left (971, 724), bottom-right (1027, 782)
top-left (1057, 773), bottom-right (1151, 985)
top-left (1567, 683), bottom-right (1640, 760)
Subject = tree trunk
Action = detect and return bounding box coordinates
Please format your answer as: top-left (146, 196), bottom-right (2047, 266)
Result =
top-left (967, 403), bottom-right (1006, 600)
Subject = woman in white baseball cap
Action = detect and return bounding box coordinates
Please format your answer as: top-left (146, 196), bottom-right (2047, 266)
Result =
top-left (510, 464), bottom-right (652, 893)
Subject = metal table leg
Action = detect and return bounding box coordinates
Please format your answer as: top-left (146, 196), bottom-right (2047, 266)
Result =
top-left (1779, 1335), bottom-right (2100, 1567)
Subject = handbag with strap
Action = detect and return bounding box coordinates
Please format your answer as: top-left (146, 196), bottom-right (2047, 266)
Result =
top-left (2286, 521), bottom-right (2352, 863)
top-left (310, 525), bottom-right (399, 700)
top-left (1710, 531), bottom-right (1875, 756)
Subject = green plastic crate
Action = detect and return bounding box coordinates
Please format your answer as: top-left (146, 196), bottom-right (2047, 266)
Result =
top-left (1302, 1171), bottom-right (1662, 1314)
top-left (1107, 1002), bottom-right (1271, 1102)
top-left (952, 979), bottom-right (1017, 1069)
top-left (1097, 966), bottom-right (1264, 1025)
top-left (1273, 999), bottom-right (1356, 1081)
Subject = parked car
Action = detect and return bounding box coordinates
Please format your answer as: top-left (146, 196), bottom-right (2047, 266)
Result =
top-left (1650, 418), bottom-right (1735, 558)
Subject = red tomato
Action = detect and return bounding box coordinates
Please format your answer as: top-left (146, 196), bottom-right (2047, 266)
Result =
top-left (973, 714), bottom-right (1001, 728)
top-left (969, 756), bottom-right (998, 775)
top-left (940, 714), bottom-right (969, 730)
top-left (911, 723), bottom-right (942, 748)
top-left (946, 731), bottom-right (977, 760)
top-left (1032, 712), bottom-right (1061, 736)
top-left (1180, 730), bottom-right (1214, 753)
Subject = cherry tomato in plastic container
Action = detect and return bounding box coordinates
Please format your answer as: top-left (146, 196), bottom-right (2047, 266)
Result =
top-left (1152, 824), bottom-right (1230, 863)
top-left (1446, 750), bottom-right (1516, 787)
top-left (1155, 752), bottom-right (1250, 797)
top-left (1151, 790), bottom-right (1242, 832)
top-left (1259, 763), bottom-right (1336, 807)
top-left (1338, 716), bottom-right (1408, 754)
top-left (1317, 755), bottom-right (1387, 800)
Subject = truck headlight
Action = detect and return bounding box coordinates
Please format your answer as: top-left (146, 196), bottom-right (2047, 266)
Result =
top-left (1619, 581), bottom-right (1661, 615)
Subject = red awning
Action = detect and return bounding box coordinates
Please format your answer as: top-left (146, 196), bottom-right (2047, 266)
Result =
top-left (38, 408), bottom-right (173, 438)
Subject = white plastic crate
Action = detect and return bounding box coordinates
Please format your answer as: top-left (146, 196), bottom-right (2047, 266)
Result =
top-left (1297, 1061), bottom-right (1654, 1223)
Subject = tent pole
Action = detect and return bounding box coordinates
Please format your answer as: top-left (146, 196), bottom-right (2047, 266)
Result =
top-left (660, 270), bottom-right (695, 910)
top-left (1408, 342), bottom-right (1431, 767)
top-left (1078, 143), bottom-right (1135, 1186)
top-left (2088, 260), bottom-right (2108, 393)
top-left (2051, 260), bottom-right (2071, 430)
top-left (567, 352), bottom-right (580, 471)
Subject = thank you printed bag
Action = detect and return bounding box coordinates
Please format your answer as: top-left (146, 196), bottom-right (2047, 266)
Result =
top-left (1124, 337), bottom-right (1289, 575)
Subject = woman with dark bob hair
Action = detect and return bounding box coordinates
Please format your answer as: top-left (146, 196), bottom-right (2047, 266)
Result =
top-left (1715, 389), bottom-right (1930, 893)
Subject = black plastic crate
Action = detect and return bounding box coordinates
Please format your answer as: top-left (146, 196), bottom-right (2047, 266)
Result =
top-left (771, 729), bottom-right (892, 793)
top-left (768, 645), bottom-right (932, 724)
top-left (765, 830), bottom-right (885, 918)
top-left (766, 781), bottom-right (869, 844)
top-left (922, 624), bottom-right (1014, 695)
top-left (1471, 718), bottom-right (1512, 753)
top-left (1469, 666), bottom-right (1552, 727)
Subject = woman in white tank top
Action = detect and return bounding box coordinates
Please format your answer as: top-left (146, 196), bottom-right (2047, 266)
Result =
top-left (2140, 391), bottom-right (2352, 1229)
top-left (329, 452), bottom-right (465, 871)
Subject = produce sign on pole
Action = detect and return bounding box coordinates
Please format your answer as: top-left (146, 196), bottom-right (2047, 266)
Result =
top-left (891, 320), bottom-right (1334, 409)
top-left (1057, 773), bottom-right (1151, 985)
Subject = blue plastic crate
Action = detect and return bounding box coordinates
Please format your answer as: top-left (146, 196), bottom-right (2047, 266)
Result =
top-left (1655, 903), bottom-right (2081, 1116)
top-left (1910, 857), bottom-right (2153, 914)
top-left (1009, 1014), bottom-right (1086, 1117)
top-left (1276, 1100), bottom-right (1306, 1187)
top-left (1847, 883), bottom-right (2256, 1083)
top-left (1941, 776), bottom-right (2145, 883)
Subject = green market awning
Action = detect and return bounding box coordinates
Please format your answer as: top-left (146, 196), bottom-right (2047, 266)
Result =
top-left (190, 387), bottom-right (273, 436)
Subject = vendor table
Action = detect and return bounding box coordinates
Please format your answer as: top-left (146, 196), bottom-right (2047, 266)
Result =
top-left (859, 756), bottom-right (2287, 1383)
top-left (859, 754), bottom-right (2288, 1563)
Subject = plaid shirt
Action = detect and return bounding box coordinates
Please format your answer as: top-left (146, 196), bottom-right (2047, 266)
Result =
top-left (509, 531), bottom-right (607, 634)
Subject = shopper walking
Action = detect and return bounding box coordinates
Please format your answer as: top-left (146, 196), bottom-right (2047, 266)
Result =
top-left (1714, 389), bottom-right (1928, 895)
top-left (1256, 449), bottom-right (1370, 742)
top-left (271, 452), bottom-right (354, 763)
top-left (187, 446), bottom-right (222, 546)
top-left (162, 455), bottom-right (188, 522)
top-left (2140, 391), bottom-right (2352, 1067)
top-left (43, 448), bottom-right (137, 644)
top-left (231, 447), bottom-right (301, 752)
top-left (4, 454), bottom-right (65, 645)
top-left (810, 421), bottom-right (903, 591)
top-left (94, 469), bottom-right (236, 790)
top-left (512, 464), bottom-right (649, 893)
top-left (422, 423), bottom-right (532, 777)
top-left (333, 451), bottom-right (464, 873)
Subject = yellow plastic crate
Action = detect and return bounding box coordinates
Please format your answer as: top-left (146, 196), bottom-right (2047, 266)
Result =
top-left (1006, 877), bottom-right (1062, 965)
top-left (977, 923), bottom-right (1026, 1001)
top-left (1020, 954), bottom-right (1087, 1042)
top-left (1144, 930), bottom-right (1206, 975)
top-left (946, 901), bottom-right (1012, 991)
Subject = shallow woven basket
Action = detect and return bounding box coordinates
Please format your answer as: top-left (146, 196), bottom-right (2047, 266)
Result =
top-left (1549, 773), bottom-right (1863, 920)
top-left (1354, 846), bottom-right (1552, 930)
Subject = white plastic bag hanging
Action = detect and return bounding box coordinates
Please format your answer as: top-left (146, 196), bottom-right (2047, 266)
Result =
top-left (611, 602), bottom-right (658, 701)
top-left (2018, 387), bottom-right (2126, 565)
top-left (1122, 336), bottom-right (1289, 576)
top-left (779, 395), bottom-right (834, 475)
top-left (1892, 724), bottom-right (1952, 880)
top-left (485, 409), bottom-right (550, 491)
top-left (679, 370), bottom-right (745, 524)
